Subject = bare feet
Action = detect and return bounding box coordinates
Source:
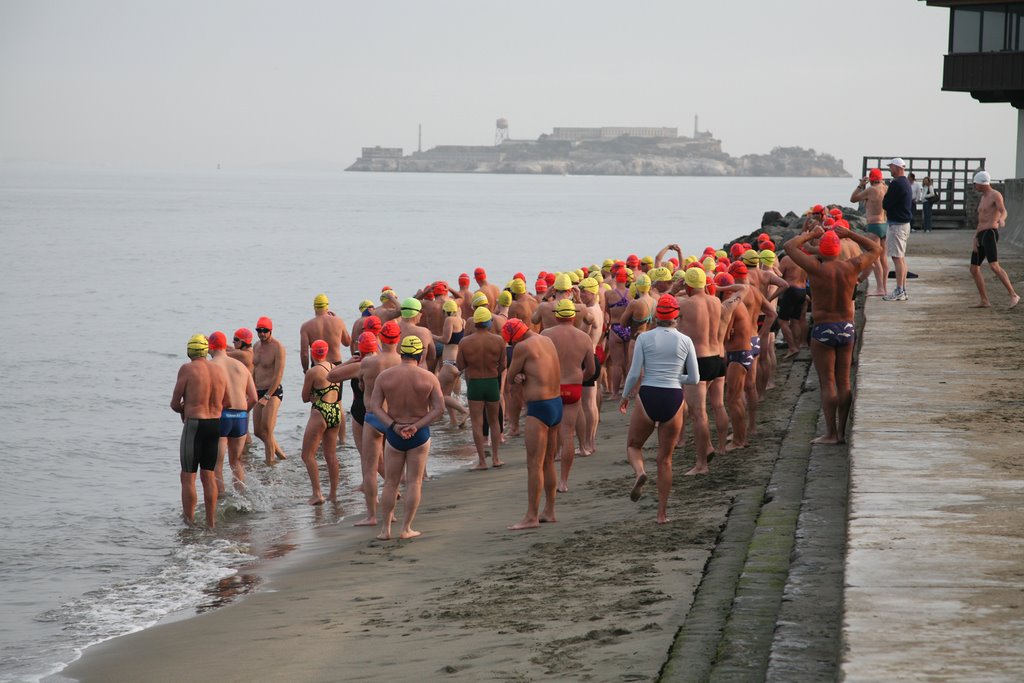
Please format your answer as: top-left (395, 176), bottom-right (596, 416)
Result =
top-left (307, 493), bottom-right (325, 506)
top-left (784, 349), bottom-right (800, 359)
top-left (725, 441), bottom-right (746, 452)
top-left (508, 518), bottom-right (540, 530)
top-left (629, 473), bottom-right (648, 502)
top-left (353, 516), bottom-right (377, 527)
top-left (491, 459), bottom-right (504, 468)
top-left (656, 515), bottom-right (670, 524)
top-left (1010, 294), bottom-right (1021, 309)
top-left (376, 531), bottom-right (392, 541)
top-left (556, 482), bottom-right (569, 493)
top-left (684, 466), bottom-right (709, 476)
top-left (469, 462), bottom-right (488, 471)
top-left (810, 434), bottom-right (844, 445)
top-left (275, 446), bottom-right (287, 461)
top-left (457, 413), bottom-right (470, 429)
top-left (399, 529), bottom-right (421, 539)
top-left (539, 513), bottom-right (556, 523)
top-left (867, 290), bottom-right (886, 297)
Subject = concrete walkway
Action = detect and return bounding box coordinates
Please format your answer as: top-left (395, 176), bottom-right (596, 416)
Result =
top-left (842, 242), bottom-right (1024, 681)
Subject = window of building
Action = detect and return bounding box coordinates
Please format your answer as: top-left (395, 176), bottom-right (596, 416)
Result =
top-left (982, 10), bottom-right (1006, 51)
top-left (952, 8), bottom-right (982, 53)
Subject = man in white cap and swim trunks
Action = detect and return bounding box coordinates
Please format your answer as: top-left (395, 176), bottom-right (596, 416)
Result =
top-left (969, 170), bottom-right (1020, 309)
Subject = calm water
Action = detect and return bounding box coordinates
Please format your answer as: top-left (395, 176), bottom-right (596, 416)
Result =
top-left (0, 166), bottom-right (851, 681)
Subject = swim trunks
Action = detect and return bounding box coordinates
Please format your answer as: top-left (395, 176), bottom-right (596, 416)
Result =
top-left (595, 345), bottom-right (607, 364)
top-left (180, 417), bottom-right (220, 473)
top-left (560, 383), bottom-right (582, 406)
top-left (811, 321), bottom-right (856, 347)
top-left (866, 223), bottom-right (887, 239)
top-left (750, 335), bottom-right (761, 358)
top-left (777, 287), bottom-right (806, 321)
top-left (696, 355), bottom-right (726, 381)
top-left (364, 411), bottom-right (388, 434)
top-left (384, 424), bottom-right (431, 451)
top-left (526, 396), bottom-right (563, 427)
top-left (466, 376), bottom-right (501, 402)
top-left (582, 353), bottom-right (602, 387)
top-left (970, 228), bottom-right (999, 265)
top-left (434, 342), bottom-right (444, 361)
top-left (726, 349), bottom-right (753, 369)
top-left (257, 386), bottom-right (284, 401)
top-left (638, 385), bottom-right (684, 424)
top-left (219, 409), bottom-right (248, 438)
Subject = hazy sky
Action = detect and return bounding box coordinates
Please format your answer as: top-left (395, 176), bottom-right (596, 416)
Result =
top-left (1, 0), bottom-right (1017, 176)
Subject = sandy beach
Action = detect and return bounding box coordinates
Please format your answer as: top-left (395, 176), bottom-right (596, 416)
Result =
top-left (64, 350), bottom-right (813, 682)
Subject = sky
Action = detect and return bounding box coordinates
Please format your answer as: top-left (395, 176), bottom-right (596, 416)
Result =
top-left (0, 0), bottom-right (1018, 177)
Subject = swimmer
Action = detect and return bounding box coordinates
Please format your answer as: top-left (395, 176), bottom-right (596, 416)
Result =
top-left (436, 299), bottom-right (469, 426)
top-left (252, 317), bottom-right (287, 465)
top-left (777, 252), bottom-right (810, 358)
top-left (542, 299), bottom-right (596, 492)
top-left (457, 307), bottom-right (508, 469)
top-left (620, 295), bottom-right (699, 524)
top-left (171, 334), bottom-right (229, 528)
top-left (577, 277), bottom-right (605, 457)
top-left (504, 318), bottom-right (563, 530)
top-left (368, 336), bottom-right (445, 540)
top-left (397, 298), bottom-right (437, 368)
top-left (784, 226), bottom-right (881, 444)
top-left (208, 331), bottom-right (257, 494)
top-left (300, 340), bottom-right (348, 505)
top-left (677, 269), bottom-right (723, 474)
top-left (228, 328), bottom-right (255, 372)
top-left (969, 171), bottom-right (1020, 309)
top-left (299, 293), bottom-right (352, 371)
top-left (474, 267), bottom-right (501, 310)
top-left (715, 276), bottom-right (752, 451)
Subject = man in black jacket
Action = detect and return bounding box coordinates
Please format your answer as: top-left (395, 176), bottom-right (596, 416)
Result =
top-left (881, 157), bottom-right (913, 301)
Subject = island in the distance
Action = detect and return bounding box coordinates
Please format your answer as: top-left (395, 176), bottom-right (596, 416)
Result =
top-left (347, 120), bottom-right (849, 177)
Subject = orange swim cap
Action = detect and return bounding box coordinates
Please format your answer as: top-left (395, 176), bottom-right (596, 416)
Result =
top-left (379, 320), bottom-right (401, 343)
top-left (474, 267), bottom-right (487, 281)
top-left (311, 340), bottom-right (329, 360)
top-left (714, 272), bottom-right (735, 287)
top-left (208, 331), bottom-right (227, 351)
top-left (819, 230), bottom-right (841, 257)
top-left (357, 331), bottom-right (378, 355)
top-left (363, 315), bottom-right (382, 334)
top-left (256, 316), bottom-right (273, 331)
top-left (654, 293), bottom-right (679, 321)
top-left (535, 279), bottom-right (548, 293)
top-left (458, 273), bottom-right (470, 286)
top-left (233, 328), bottom-right (253, 345)
top-left (501, 318), bottom-right (529, 344)
top-left (728, 261), bottom-right (748, 279)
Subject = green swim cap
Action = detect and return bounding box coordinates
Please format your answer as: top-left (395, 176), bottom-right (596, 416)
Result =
top-left (400, 298), bottom-right (422, 318)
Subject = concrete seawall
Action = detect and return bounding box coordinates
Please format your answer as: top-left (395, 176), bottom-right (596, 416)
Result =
top-left (1002, 178), bottom-right (1024, 248)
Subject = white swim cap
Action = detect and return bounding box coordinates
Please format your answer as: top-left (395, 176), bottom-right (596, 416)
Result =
top-left (973, 170), bottom-right (991, 185)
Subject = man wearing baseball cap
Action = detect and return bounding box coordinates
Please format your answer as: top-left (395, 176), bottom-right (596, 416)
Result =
top-left (881, 157), bottom-right (913, 301)
top-left (970, 170), bottom-right (1020, 309)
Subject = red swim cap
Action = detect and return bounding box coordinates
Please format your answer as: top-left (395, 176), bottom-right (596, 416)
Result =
top-left (819, 230), bottom-right (841, 257)
top-left (363, 315), bottom-right (382, 334)
top-left (714, 272), bottom-right (735, 287)
top-left (763, 240), bottom-right (776, 251)
top-left (667, 257), bottom-right (679, 268)
top-left (357, 331), bottom-right (378, 355)
top-left (757, 233), bottom-right (770, 242)
top-left (729, 243), bottom-right (745, 258)
top-left (706, 282), bottom-right (717, 297)
top-left (379, 320), bottom-right (400, 343)
top-left (545, 272), bottom-right (556, 286)
top-left (822, 217), bottom-right (836, 227)
top-left (256, 316), bottom-right (273, 331)
top-left (433, 281), bottom-right (448, 296)
top-left (830, 207), bottom-right (843, 218)
top-left (501, 318), bottom-right (529, 344)
top-left (233, 328), bottom-right (253, 345)
top-left (626, 254), bottom-right (640, 266)
top-left (834, 219), bottom-right (849, 230)
top-left (474, 267), bottom-right (487, 281)
top-left (458, 273), bottom-right (470, 286)
top-left (208, 331), bottom-right (227, 351)
top-left (311, 339), bottom-right (329, 360)
top-left (380, 285), bottom-right (392, 292)
top-left (869, 168), bottom-right (883, 182)
top-left (535, 279), bottom-right (548, 293)
top-left (514, 272), bottom-right (525, 281)
top-left (715, 262), bottom-right (727, 273)
top-left (812, 204), bottom-right (825, 215)
top-left (728, 261), bottom-right (748, 279)
top-left (614, 268), bottom-right (629, 283)
top-left (655, 293), bottom-right (679, 321)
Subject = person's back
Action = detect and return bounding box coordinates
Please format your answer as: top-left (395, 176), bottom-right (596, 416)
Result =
top-left (180, 360), bottom-right (228, 419)
top-left (458, 328), bottom-right (505, 379)
top-left (360, 351), bottom-right (401, 403)
top-left (807, 257), bottom-right (860, 323)
top-left (678, 291), bottom-right (721, 358)
top-left (376, 363), bottom-right (437, 423)
top-left (212, 352), bottom-right (253, 410)
top-left (300, 296), bottom-right (350, 369)
top-left (512, 333), bottom-right (560, 401)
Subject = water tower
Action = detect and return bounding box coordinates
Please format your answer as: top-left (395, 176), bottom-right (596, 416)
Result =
top-left (495, 118), bottom-right (509, 146)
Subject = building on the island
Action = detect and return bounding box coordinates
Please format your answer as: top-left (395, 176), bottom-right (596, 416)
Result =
top-left (550, 127), bottom-right (678, 141)
top-left (923, 1), bottom-right (1024, 175)
top-left (360, 146), bottom-right (403, 159)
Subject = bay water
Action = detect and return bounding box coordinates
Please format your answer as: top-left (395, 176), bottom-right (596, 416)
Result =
top-left (0, 166), bottom-right (851, 681)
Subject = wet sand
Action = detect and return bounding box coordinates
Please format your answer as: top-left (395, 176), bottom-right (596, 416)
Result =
top-left (64, 353), bottom-right (813, 682)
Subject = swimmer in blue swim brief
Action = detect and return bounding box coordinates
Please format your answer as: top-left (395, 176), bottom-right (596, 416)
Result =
top-left (811, 321), bottom-right (856, 347)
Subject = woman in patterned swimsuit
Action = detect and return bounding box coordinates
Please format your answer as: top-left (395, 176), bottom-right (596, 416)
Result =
top-left (300, 339), bottom-right (345, 505)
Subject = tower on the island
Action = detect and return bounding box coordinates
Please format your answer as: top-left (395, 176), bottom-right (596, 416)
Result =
top-left (694, 114), bottom-right (698, 138)
top-left (495, 118), bottom-right (509, 146)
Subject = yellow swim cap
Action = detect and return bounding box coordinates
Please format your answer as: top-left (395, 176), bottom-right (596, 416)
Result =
top-left (510, 278), bottom-right (527, 294)
top-left (602, 258), bottom-right (614, 270)
top-left (358, 299), bottom-right (374, 312)
top-left (471, 292), bottom-right (489, 308)
top-left (672, 269), bottom-right (686, 281)
top-left (313, 293), bottom-right (329, 309)
top-left (715, 250), bottom-right (728, 260)
top-left (649, 267), bottom-right (671, 283)
top-left (589, 264), bottom-right (601, 276)
top-left (554, 273), bottom-right (573, 291)
top-left (442, 299), bottom-right (458, 314)
top-left (400, 297), bottom-right (422, 318)
top-left (380, 289), bottom-right (396, 303)
top-left (187, 334), bottom-right (209, 359)
top-left (634, 273), bottom-right (651, 292)
top-left (684, 268), bottom-right (707, 289)
top-left (684, 256), bottom-right (697, 266)
top-left (400, 335), bottom-right (424, 356)
top-left (628, 282), bottom-right (637, 298)
top-left (580, 277), bottom-right (599, 293)
top-left (760, 249), bottom-right (776, 265)
top-left (742, 249), bottom-right (761, 266)
top-left (498, 290), bottom-right (512, 307)
top-left (473, 306), bottom-right (493, 324)
top-left (702, 257), bottom-right (716, 272)
top-left (641, 255), bottom-right (655, 266)
top-left (554, 298), bottom-right (577, 319)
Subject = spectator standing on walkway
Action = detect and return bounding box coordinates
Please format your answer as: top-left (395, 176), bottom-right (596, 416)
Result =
top-left (882, 158), bottom-right (913, 301)
top-left (908, 173), bottom-right (923, 231)
top-left (921, 177), bottom-right (938, 233)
